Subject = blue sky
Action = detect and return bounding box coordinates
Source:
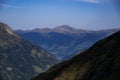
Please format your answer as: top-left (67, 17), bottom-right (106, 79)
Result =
top-left (0, 0), bottom-right (120, 30)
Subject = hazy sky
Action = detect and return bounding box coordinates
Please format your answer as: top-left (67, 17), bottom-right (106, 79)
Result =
top-left (0, 0), bottom-right (120, 30)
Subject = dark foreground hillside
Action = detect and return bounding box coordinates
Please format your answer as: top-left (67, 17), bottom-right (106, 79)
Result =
top-left (32, 30), bottom-right (120, 80)
top-left (0, 22), bottom-right (58, 80)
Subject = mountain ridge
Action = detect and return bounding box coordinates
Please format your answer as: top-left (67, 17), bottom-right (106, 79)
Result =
top-left (0, 22), bottom-right (58, 80)
top-left (16, 25), bottom-right (90, 34)
top-left (16, 25), bottom-right (120, 34)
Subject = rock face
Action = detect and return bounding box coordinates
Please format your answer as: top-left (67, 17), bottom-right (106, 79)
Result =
top-left (0, 22), bottom-right (58, 80)
top-left (16, 25), bottom-right (119, 60)
top-left (32, 30), bottom-right (120, 80)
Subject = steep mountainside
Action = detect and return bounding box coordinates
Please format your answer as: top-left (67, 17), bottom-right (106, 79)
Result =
top-left (0, 22), bottom-right (58, 80)
top-left (32, 30), bottom-right (120, 80)
top-left (16, 25), bottom-right (119, 60)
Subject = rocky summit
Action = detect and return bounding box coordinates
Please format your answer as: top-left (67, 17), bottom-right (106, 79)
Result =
top-left (32, 30), bottom-right (120, 80)
top-left (0, 22), bottom-right (58, 80)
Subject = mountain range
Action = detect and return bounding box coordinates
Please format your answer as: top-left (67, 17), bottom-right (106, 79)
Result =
top-left (32, 30), bottom-right (120, 80)
top-left (0, 22), bottom-right (58, 80)
top-left (16, 25), bottom-right (120, 60)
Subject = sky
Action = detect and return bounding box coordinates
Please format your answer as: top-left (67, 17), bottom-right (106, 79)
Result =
top-left (0, 0), bottom-right (120, 30)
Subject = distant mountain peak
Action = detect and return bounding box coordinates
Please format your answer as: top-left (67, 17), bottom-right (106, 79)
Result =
top-left (54, 25), bottom-right (76, 30)
top-left (54, 25), bottom-right (74, 29)
top-left (53, 25), bottom-right (89, 34)
top-left (53, 25), bottom-right (80, 34)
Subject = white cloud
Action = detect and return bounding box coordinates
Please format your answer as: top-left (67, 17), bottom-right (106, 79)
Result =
top-left (80, 0), bottom-right (100, 3)
top-left (76, 0), bottom-right (110, 3)
top-left (0, 3), bottom-right (24, 8)
top-left (76, 0), bottom-right (100, 3)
